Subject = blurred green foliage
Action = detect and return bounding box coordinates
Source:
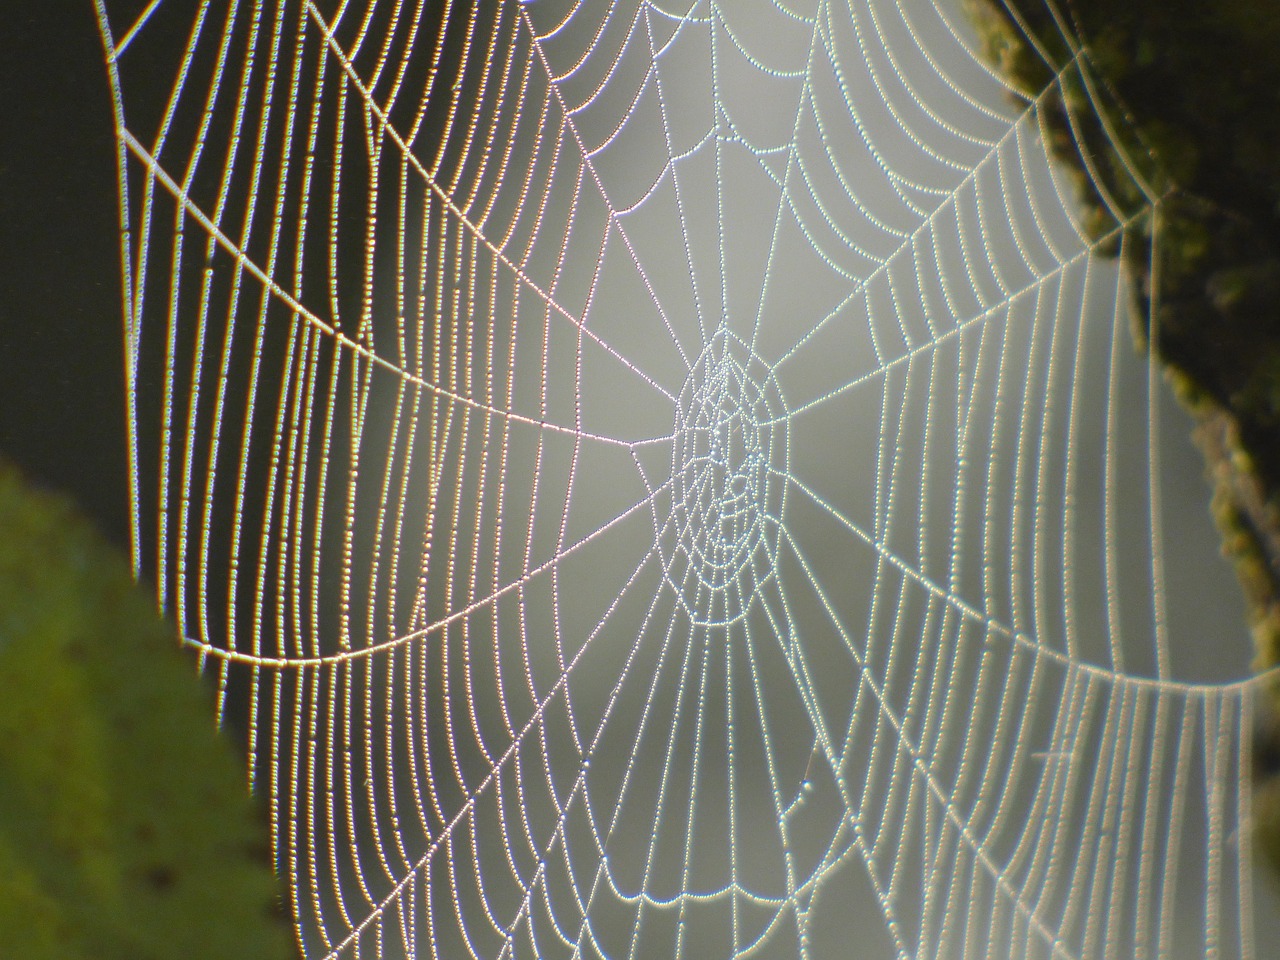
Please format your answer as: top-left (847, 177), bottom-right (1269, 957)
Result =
top-left (0, 462), bottom-right (295, 959)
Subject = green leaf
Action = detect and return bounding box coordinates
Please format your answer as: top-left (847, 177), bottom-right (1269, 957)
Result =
top-left (0, 462), bottom-right (295, 960)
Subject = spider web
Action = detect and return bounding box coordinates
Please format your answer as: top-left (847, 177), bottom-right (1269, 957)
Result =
top-left (94, 0), bottom-right (1273, 957)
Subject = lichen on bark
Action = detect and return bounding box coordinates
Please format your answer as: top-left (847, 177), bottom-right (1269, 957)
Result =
top-left (965, 0), bottom-right (1280, 685)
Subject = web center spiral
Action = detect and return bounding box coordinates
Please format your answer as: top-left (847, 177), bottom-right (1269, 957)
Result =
top-left (660, 335), bottom-right (787, 623)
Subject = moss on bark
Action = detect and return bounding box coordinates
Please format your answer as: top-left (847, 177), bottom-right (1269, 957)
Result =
top-left (966, 0), bottom-right (1280, 876)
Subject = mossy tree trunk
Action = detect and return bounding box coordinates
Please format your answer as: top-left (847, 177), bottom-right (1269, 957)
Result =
top-left (966, 0), bottom-right (1280, 877)
top-left (966, 0), bottom-right (1280, 682)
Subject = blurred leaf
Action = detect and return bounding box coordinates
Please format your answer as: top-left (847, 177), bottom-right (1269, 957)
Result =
top-left (0, 461), bottom-right (295, 959)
